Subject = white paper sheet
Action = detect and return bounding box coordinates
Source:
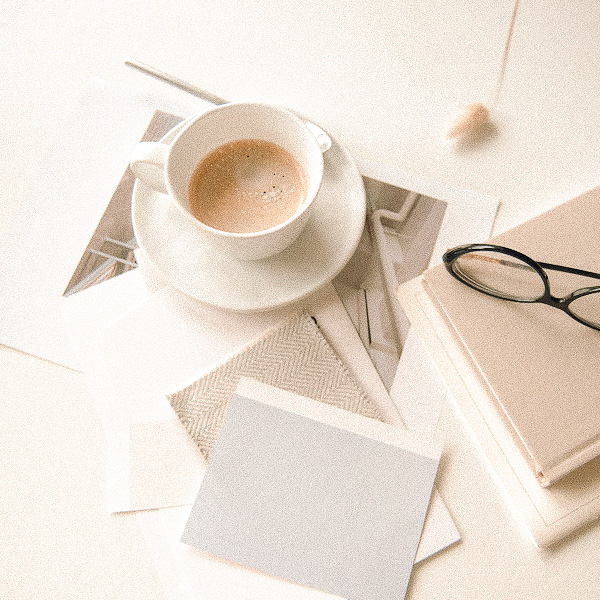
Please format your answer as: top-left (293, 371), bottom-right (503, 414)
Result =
top-left (0, 77), bottom-right (206, 370)
top-left (391, 330), bottom-right (447, 438)
top-left (181, 378), bottom-right (441, 600)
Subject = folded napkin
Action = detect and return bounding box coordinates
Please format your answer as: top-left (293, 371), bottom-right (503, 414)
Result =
top-left (167, 312), bottom-right (383, 460)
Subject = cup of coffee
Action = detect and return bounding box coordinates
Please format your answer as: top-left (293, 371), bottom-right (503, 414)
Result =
top-left (130, 102), bottom-right (331, 260)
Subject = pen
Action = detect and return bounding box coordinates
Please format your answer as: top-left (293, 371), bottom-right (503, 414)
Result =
top-left (124, 59), bottom-right (228, 106)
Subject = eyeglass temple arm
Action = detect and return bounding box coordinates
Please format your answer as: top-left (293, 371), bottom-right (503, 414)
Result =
top-left (537, 261), bottom-right (600, 281)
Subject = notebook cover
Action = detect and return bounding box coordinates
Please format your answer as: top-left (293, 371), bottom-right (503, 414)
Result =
top-left (422, 187), bottom-right (600, 484)
top-left (396, 185), bottom-right (600, 547)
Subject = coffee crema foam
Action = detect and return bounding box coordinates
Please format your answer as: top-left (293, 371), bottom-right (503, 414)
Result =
top-left (188, 139), bottom-right (308, 234)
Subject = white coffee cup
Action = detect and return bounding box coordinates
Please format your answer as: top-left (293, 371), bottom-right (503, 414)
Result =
top-left (130, 102), bottom-right (330, 260)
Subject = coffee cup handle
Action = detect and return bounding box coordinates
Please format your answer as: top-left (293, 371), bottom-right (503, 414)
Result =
top-left (304, 121), bottom-right (332, 153)
top-left (130, 142), bottom-right (169, 194)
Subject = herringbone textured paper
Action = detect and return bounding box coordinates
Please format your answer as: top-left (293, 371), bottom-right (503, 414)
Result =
top-left (167, 312), bottom-right (383, 460)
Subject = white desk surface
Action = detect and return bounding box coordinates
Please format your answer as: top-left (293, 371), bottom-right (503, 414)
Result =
top-left (2, 2), bottom-right (599, 598)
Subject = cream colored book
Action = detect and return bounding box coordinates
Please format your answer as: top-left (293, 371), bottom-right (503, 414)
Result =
top-left (396, 185), bottom-right (600, 547)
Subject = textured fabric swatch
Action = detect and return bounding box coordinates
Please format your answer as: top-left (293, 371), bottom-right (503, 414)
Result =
top-left (167, 312), bottom-right (383, 460)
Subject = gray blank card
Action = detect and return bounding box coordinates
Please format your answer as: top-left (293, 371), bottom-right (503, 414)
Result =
top-left (181, 384), bottom-right (440, 600)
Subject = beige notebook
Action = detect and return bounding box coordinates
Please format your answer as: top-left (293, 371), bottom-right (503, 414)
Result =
top-left (396, 185), bottom-right (600, 547)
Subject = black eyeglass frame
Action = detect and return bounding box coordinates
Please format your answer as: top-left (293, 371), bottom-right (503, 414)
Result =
top-left (442, 243), bottom-right (600, 330)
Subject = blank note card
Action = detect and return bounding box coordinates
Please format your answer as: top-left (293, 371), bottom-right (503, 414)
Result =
top-left (181, 378), bottom-right (441, 600)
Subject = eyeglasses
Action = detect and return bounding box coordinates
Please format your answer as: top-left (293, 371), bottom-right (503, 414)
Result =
top-left (442, 244), bottom-right (600, 330)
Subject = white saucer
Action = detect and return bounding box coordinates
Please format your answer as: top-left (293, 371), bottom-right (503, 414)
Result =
top-left (132, 121), bottom-right (366, 312)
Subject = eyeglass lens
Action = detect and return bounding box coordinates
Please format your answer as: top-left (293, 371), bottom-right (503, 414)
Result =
top-left (568, 292), bottom-right (600, 328)
top-left (452, 250), bottom-right (546, 301)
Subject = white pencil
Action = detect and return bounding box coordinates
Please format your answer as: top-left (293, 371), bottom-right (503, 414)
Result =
top-left (125, 59), bottom-right (228, 105)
